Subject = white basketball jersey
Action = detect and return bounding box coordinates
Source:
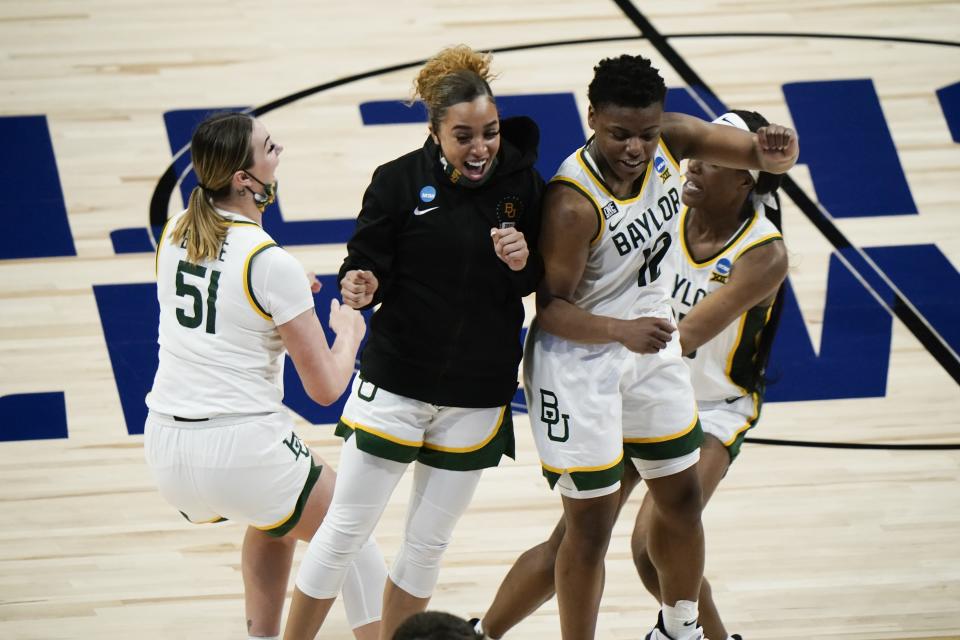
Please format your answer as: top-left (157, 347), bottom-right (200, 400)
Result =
top-left (666, 205), bottom-right (783, 401)
top-left (147, 209), bottom-right (309, 418)
top-left (551, 140), bottom-right (682, 319)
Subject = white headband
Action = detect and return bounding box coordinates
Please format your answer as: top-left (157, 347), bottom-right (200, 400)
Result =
top-left (711, 111), bottom-right (777, 210)
top-left (711, 112), bottom-right (759, 183)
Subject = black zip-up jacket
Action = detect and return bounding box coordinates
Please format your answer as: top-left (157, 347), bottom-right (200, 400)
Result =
top-left (339, 117), bottom-right (545, 407)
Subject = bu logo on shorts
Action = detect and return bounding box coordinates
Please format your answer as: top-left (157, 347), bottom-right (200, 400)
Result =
top-left (283, 431), bottom-right (310, 460)
top-left (539, 389), bottom-right (571, 443)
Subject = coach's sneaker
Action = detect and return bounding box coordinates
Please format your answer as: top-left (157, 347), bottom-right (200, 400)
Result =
top-left (644, 612), bottom-right (705, 640)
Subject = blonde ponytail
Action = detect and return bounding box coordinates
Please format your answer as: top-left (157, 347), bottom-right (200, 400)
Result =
top-left (168, 112), bottom-right (255, 263)
top-left (171, 186), bottom-right (231, 263)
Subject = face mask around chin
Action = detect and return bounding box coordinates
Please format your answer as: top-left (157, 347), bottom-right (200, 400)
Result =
top-left (438, 151), bottom-right (498, 188)
top-left (246, 172), bottom-right (278, 213)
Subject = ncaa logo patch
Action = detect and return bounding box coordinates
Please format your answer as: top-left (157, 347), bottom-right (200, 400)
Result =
top-left (715, 257), bottom-right (732, 276)
top-left (419, 185), bottom-right (436, 203)
top-left (654, 156), bottom-right (667, 173)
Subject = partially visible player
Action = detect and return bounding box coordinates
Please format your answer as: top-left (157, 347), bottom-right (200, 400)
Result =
top-left (393, 611), bottom-right (481, 640)
top-left (630, 108), bottom-right (788, 640)
top-left (144, 112), bottom-right (387, 640)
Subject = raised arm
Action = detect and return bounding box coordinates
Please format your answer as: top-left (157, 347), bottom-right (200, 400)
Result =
top-left (677, 240), bottom-right (787, 355)
top-left (662, 112), bottom-right (799, 174)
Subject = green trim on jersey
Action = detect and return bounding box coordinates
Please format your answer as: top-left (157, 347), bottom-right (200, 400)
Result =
top-left (244, 241), bottom-right (278, 320)
top-left (541, 457), bottom-right (625, 491)
top-left (576, 145), bottom-right (653, 204)
top-left (623, 419), bottom-right (704, 461)
top-left (734, 234), bottom-right (783, 259)
top-left (262, 460), bottom-right (323, 538)
top-left (681, 208), bottom-right (758, 267)
top-left (728, 305), bottom-right (772, 395)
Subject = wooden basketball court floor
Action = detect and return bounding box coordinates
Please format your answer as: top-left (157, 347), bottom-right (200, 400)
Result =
top-left (1, 1), bottom-right (959, 638)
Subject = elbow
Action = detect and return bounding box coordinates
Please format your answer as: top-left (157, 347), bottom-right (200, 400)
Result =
top-left (303, 381), bottom-right (341, 407)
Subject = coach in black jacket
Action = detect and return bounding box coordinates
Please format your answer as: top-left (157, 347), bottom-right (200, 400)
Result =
top-left (338, 114), bottom-right (544, 408)
top-left (286, 46), bottom-right (546, 640)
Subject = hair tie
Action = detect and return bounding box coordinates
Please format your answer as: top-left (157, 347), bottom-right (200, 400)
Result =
top-left (197, 181), bottom-right (210, 192)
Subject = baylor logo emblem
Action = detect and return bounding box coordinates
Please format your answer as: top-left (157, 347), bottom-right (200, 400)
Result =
top-left (539, 389), bottom-right (570, 442)
top-left (283, 431), bottom-right (310, 461)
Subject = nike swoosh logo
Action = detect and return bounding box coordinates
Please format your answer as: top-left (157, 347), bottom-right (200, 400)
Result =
top-left (609, 216), bottom-right (626, 231)
top-left (683, 620), bottom-right (696, 627)
top-left (413, 206), bottom-right (439, 216)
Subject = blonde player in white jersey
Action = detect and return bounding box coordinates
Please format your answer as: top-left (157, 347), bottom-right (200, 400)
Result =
top-left (520, 55), bottom-right (797, 640)
top-left (144, 112), bottom-right (387, 640)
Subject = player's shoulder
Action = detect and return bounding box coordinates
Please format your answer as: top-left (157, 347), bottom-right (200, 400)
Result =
top-left (544, 178), bottom-right (601, 234)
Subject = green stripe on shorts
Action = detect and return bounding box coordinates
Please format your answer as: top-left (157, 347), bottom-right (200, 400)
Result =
top-left (417, 406), bottom-right (516, 471)
top-left (335, 420), bottom-right (420, 463)
top-left (263, 460), bottom-right (323, 538)
top-left (541, 458), bottom-right (624, 492)
top-left (623, 419), bottom-right (704, 461)
top-left (725, 396), bottom-right (762, 462)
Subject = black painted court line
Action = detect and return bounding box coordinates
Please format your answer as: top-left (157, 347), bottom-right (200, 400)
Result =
top-left (611, 0), bottom-right (959, 385)
top-left (611, 0), bottom-right (960, 451)
top-left (744, 437), bottom-right (960, 451)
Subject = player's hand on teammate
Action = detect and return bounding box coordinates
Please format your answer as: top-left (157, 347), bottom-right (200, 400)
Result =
top-left (328, 298), bottom-right (366, 344)
top-left (491, 227), bottom-right (529, 271)
top-left (616, 316), bottom-right (676, 354)
top-left (306, 272), bottom-right (322, 294)
top-left (340, 269), bottom-right (379, 309)
top-left (756, 123), bottom-right (799, 172)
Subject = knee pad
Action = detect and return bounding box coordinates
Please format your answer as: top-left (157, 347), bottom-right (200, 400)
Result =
top-left (389, 536), bottom-right (450, 598)
top-left (295, 515), bottom-right (376, 599)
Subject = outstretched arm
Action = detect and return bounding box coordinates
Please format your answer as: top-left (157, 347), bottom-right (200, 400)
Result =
top-left (278, 299), bottom-right (365, 406)
top-left (663, 111), bottom-right (799, 174)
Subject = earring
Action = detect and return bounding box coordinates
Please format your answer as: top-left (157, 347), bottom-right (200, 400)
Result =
top-left (237, 188), bottom-right (246, 196)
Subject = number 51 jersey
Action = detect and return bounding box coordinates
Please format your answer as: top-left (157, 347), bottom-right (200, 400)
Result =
top-left (550, 140), bottom-right (682, 320)
top-left (147, 209), bottom-right (314, 419)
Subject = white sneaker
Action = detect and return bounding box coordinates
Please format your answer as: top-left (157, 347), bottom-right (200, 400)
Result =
top-left (644, 613), bottom-right (705, 640)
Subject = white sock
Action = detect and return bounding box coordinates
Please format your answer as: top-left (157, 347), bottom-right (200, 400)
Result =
top-left (662, 600), bottom-right (699, 639)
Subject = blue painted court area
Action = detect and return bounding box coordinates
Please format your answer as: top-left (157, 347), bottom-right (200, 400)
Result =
top-left (4, 75), bottom-right (959, 441)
